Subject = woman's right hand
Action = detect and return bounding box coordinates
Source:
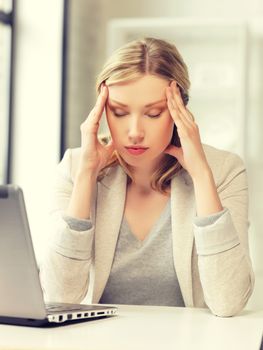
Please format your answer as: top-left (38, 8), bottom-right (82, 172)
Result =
top-left (78, 84), bottom-right (115, 174)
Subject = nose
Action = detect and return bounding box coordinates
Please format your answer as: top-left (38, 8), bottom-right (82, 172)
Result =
top-left (127, 116), bottom-right (144, 143)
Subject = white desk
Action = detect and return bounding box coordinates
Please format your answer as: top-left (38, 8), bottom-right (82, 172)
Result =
top-left (0, 305), bottom-right (262, 350)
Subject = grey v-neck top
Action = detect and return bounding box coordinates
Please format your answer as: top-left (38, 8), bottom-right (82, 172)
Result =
top-left (99, 199), bottom-right (185, 307)
top-left (63, 198), bottom-right (227, 307)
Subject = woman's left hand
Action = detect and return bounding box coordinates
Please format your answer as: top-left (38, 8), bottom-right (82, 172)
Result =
top-left (164, 81), bottom-right (210, 180)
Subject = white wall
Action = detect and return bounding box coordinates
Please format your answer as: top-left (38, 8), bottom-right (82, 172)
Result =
top-left (11, 0), bottom-right (63, 259)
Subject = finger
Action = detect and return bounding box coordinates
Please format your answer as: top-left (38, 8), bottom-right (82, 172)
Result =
top-left (168, 82), bottom-right (201, 145)
top-left (92, 85), bottom-right (108, 119)
top-left (186, 108), bottom-right (195, 122)
top-left (86, 85), bottom-right (108, 124)
top-left (171, 83), bottom-right (192, 125)
top-left (167, 86), bottom-right (199, 141)
top-left (166, 87), bottom-right (187, 130)
top-left (172, 82), bottom-right (195, 125)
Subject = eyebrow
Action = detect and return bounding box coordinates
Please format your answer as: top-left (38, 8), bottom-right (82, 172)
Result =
top-left (109, 98), bottom-right (166, 108)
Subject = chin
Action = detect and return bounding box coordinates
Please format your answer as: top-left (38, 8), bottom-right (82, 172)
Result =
top-left (120, 152), bottom-right (146, 166)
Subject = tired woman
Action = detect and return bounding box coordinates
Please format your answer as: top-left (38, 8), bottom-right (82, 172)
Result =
top-left (41, 37), bottom-right (254, 317)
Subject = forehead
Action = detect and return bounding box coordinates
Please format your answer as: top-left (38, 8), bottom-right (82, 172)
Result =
top-left (107, 75), bottom-right (169, 107)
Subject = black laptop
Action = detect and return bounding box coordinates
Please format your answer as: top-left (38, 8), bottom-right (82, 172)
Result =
top-left (0, 185), bottom-right (117, 326)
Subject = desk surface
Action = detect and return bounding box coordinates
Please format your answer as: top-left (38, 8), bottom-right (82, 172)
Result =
top-left (0, 305), bottom-right (262, 350)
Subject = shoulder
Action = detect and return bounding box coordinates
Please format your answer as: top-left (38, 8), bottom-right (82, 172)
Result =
top-left (202, 143), bottom-right (245, 168)
top-left (203, 143), bottom-right (242, 162)
top-left (202, 143), bottom-right (247, 186)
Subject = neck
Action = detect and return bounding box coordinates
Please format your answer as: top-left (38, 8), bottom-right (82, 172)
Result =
top-left (128, 173), bottom-right (152, 193)
top-left (126, 154), bottom-right (167, 195)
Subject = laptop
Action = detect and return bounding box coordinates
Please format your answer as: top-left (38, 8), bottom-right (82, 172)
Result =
top-left (0, 185), bottom-right (118, 326)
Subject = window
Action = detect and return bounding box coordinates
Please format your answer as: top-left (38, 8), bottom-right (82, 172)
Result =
top-left (0, 0), bottom-right (14, 184)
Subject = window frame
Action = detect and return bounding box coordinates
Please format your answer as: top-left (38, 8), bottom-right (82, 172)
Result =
top-left (60, 0), bottom-right (69, 159)
top-left (0, 0), bottom-right (15, 184)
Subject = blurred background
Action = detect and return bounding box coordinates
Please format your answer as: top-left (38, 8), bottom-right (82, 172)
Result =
top-left (0, 0), bottom-right (262, 310)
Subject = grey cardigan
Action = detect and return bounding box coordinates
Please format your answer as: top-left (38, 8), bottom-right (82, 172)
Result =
top-left (40, 144), bottom-right (255, 317)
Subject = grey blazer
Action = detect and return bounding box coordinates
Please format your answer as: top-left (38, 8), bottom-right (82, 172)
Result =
top-left (40, 144), bottom-right (254, 317)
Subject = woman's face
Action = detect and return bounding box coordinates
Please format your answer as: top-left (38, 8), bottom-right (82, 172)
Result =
top-left (105, 74), bottom-right (174, 170)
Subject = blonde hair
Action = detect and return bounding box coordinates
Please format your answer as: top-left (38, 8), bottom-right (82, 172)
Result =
top-left (96, 37), bottom-right (190, 195)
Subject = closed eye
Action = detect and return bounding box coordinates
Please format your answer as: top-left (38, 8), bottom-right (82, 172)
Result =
top-left (113, 112), bottom-right (128, 117)
top-left (113, 112), bottom-right (162, 118)
top-left (147, 113), bottom-right (161, 118)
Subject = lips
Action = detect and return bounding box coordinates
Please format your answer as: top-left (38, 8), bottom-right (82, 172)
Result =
top-left (125, 146), bottom-right (148, 149)
top-left (125, 147), bottom-right (148, 155)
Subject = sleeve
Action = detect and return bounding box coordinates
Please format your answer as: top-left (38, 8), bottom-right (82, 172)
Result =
top-left (193, 152), bottom-right (255, 317)
top-left (62, 214), bottom-right (93, 232)
top-left (39, 149), bottom-right (96, 304)
top-left (193, 207), bottom-right (228, 228)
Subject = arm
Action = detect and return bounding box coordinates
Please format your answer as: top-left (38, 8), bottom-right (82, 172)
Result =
top-left (164, 81), bottom-right (254, 316)
top-left (192, 167), bottom-right (223, 217)
top-left (193, 152), bottom-right (255, 317)
top-left (39, 149), bottom-right (97, 303)
top-left (39, 85), bottom-right (115, 304)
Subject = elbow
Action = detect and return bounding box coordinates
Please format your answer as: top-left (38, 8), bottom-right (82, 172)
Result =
top-left (210, 303), bottom-right (245, 318)
top-left (208, 282), bottom-right (254, 318)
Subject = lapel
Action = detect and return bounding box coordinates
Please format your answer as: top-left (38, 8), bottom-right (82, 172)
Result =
top-left (93, 165), bottom-right (127, 302)
top-left (171, 169), bottom-right (195, 306)
top-left (92, 165), bottom-right (196, 306)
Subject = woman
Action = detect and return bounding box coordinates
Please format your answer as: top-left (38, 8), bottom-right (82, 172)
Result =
top-left (41, 37), bottom-right (254, 317)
